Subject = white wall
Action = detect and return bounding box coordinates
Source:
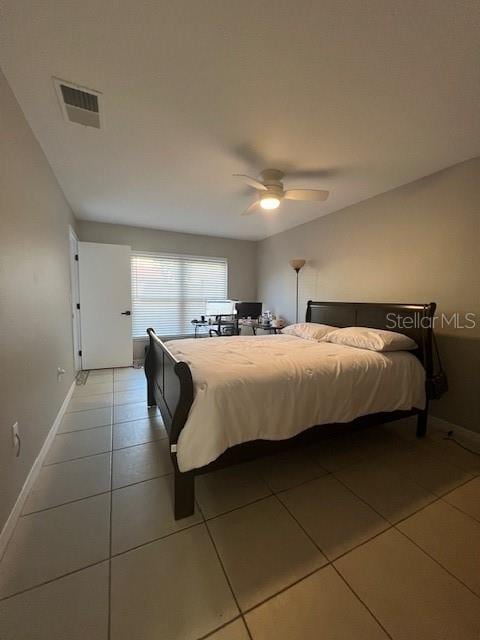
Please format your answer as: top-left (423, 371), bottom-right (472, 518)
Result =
top-left (257, 158), bottom-right (480, 432)
top-left (0, 69), bottom-right (77, 531)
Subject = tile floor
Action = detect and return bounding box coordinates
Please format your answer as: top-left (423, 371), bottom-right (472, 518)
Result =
top-left (1, 367), bottom-right (479, 639)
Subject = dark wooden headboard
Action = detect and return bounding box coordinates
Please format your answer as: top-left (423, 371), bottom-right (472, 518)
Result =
top-left (306, 301), bottom-right (436, 377)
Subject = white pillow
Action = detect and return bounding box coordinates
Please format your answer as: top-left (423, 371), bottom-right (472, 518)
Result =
top-left (281, 322), bottom-right (337, 341)
top-left (324, 327), bottom-right (417, 352)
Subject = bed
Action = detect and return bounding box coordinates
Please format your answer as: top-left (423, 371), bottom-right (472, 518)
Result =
top-left (144, 301), bottom-right (437, 519)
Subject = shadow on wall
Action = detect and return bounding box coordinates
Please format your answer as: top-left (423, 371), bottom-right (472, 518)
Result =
top-left (432, 333), bottom-right (480, 434)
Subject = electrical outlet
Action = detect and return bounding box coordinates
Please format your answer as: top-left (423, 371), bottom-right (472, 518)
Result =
top-left (11, 422), bottom-right (19, 446)
top-left (11, 422), bottom-right (21, 457)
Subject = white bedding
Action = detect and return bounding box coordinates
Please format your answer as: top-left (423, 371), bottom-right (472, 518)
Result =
top-left (165, 335), bottom-right (426, 472)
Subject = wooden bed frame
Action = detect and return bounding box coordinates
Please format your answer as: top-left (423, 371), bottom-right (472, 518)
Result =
top-left (144, 300), bottom-right (436, 519)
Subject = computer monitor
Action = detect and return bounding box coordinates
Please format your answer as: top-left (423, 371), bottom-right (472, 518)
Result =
top-left (235, 302), bottom-right (263, 320)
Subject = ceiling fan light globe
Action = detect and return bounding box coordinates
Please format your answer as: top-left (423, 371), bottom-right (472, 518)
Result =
top-left (260, 197), bottom-right (280, 210)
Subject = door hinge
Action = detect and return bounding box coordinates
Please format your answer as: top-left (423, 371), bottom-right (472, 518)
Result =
top-left (76, 303), bottom-right (80, 310)
top-left (78, 350), bottom-right (82, 357)
top-left (75, 254), bottom-right (79, 261)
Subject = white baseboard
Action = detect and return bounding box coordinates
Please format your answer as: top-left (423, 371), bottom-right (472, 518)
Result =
top-left (0, 380), bottom-right (76, 560)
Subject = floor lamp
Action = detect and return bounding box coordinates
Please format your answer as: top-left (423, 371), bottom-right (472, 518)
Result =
top-left (289, 259), bottom-right (306, 323)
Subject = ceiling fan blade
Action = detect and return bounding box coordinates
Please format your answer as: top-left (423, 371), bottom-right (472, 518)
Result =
top-left (240, 201), bottom-right (260, 216)
top-left (233, 174), bottom-right (268, 191)
top-left (284, 189), bottom-right (329, 202)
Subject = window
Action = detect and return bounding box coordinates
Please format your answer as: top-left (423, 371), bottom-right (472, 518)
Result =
top-left (131, 251), bottom-right (228, 338)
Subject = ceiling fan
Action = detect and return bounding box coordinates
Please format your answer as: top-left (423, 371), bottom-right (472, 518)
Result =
top-left (234, 169), bottom-right (329, 216)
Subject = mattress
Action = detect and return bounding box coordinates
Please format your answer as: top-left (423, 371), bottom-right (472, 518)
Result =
top-left (165, 334), bottom-right (426, 472)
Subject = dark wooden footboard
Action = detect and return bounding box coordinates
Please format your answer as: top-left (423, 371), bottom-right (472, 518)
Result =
top-left (144, 328), bottom-right (196, 518)
top-left (144, 301), bottom-right (441, 520)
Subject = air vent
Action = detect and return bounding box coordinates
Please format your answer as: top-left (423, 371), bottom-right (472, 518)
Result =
top-left (54, 78), bottom-right (102, 129)
top-left (60, 85), bottom-right (98, 112)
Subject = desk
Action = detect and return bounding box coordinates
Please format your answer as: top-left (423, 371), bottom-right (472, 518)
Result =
top-left (191, 316), bottom-right (236, 338)
top-left (192, 317), bottom-right (283, 337)
top-left (239, 322), bottom-right (283, 336)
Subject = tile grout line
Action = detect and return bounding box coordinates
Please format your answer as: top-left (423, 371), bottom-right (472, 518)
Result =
top-left (66, 398), bottom-right (146, 414)
top-left (111, 412), bottom-right (160, 426)
top-left (321, 525), bottom-right (393, 564)
top-left (58, 412), bottom-right (165, 436)
top-left (57, 423), bottom-right (112, 435)
top-left (20, 489), bottom-right (112, 518)
top-left (66, 403), bottom-right (114, 414)
top-left (323, 460), bottom-right (480, 574)
top-left (16, 450), bottom-right (470, 596)
top-left (0, 503), bottom-right (431, 620)
top-left (19, 470), bottom-right (176, 519)
top-left (202, 492), bottom-right (273, 522)
top-left (385, 472), bottom-right (479, 529)
top-left (107, 379), bottom-right (115, 640)
top-left (395, 526), bottom-right (480, 601)
top-left (43, 447), bottom-right (113, 467)
top-left (259, 466), bottom-right (330, 497)
top-left (385, 440), bottom-right (477, 495)
top-left (441, 494), bottom-right (480, 524)
top-left (62, 408), bottom-right (160, 429)
top-left (0, 371), bottom-right (135, 598)
top-left (200, 503), bottom-right (255, 640)
top-left (204, 465), bottom-right (480, 589)
top-left (431, 473), bottom-right (480, 500)
top-left (3, 419), bottom-right (479, 622)
top-left (274, 469), bottom-right (333, 495)
top-left (271, 492), bottom-right (395, 640)
top-left (3, 476), bottom-right (477, 624)
top-left (240, 564), bottom-right (330, 617)
top-left (42, 434), bottom-right (168, 468)
top-left (331, 564), bottom-right (396, 640)
top-left (111, 519), bottom-right (205, 559)
top-left (0, 558), bottom-right (109, 603)
top-left (73, 390), bottom-right (115, 399)
top-left (93, 486), bottom-right (391, 564)
top-left (111, 435), bottom-right (168, 453)
top-left (116, 520), bottom-right (209, 559)
top-left (201, 485), bottom-right (399, 634)
top-left (230, 526), bottom-right (398, 623)
top-left (331, 466), bottom-right (439, 527)
top-left (392, 517), bottom-right (480, 602)
top-left (273, 490), bottom-right (348, 561)
top-left (112, 469), bottom-right (173, 492)
top-left (275, 462), bottom-right (480, 614)
top-left (195, 615), bottom-right (246, 640)
top-left (72, 384), bottom-right (145, 397)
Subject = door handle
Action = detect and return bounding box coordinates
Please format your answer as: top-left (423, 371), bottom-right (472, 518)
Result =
top-left (121, 310), bottom-right (131, 316)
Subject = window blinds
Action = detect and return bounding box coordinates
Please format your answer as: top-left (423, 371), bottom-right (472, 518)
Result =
top-left (131, 252), bottom-right (228, 338)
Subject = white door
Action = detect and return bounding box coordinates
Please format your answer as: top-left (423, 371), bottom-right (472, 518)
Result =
top-left (78, 242), bottom-right (132, 369)
top-left (68, 227), bottom-right (82, 371)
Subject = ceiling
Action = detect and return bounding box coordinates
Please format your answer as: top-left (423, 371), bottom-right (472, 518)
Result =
top-left (1, 1), bottom-right (479, 241)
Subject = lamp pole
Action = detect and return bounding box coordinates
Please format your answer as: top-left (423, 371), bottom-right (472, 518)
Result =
top-left (294, 267), bottom-right (300, 323)
top-left (289, 259), bottom-right (306, 323)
